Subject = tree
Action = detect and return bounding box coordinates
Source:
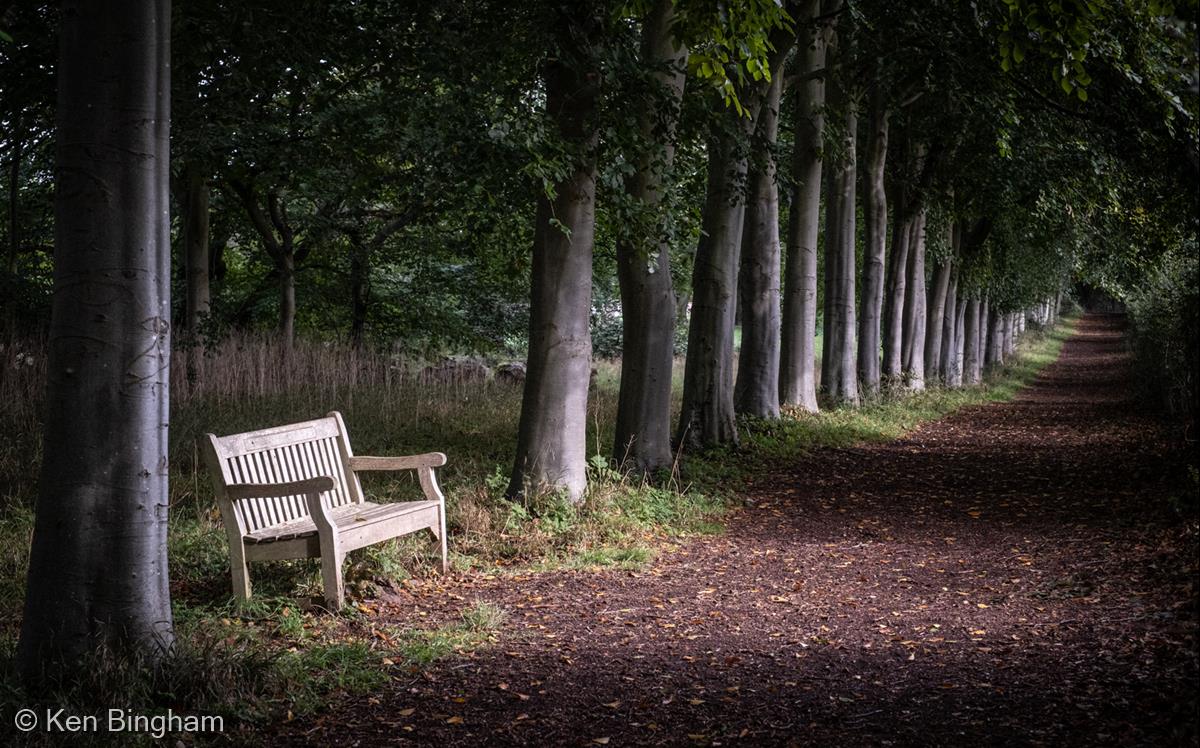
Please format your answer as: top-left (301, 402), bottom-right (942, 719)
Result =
top-left (734, 72), bottom-right (784, 419)
top-left (509, 3), bottom-right (603, 501)
top-left (676, 4), bottom-right (796, 449)
top-left (613, 0), bottom-right (688, 474)
top-left (18, 0), bottom-right (173, 678)
top-left (818, 18), bottom-right (859, 406)
top-left (779, 0), bottom-right (833, 413)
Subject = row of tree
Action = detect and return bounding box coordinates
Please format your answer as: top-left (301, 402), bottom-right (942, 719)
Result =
top-left (4, 0), bottom-right (1195, 678)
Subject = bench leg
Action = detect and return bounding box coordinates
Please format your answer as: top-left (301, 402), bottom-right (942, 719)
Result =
top-left (231, 543), bottom-right (252, 602)
top-left (320, 548), bottom-right (345, 610)
top-left (438, 506), bottom-right (448, 574)
top-left (427, 519), bottom-right (448, 575)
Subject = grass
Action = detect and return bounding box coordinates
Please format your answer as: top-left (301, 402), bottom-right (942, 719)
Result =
top-left (0, 317), bottom-right (1075, 737)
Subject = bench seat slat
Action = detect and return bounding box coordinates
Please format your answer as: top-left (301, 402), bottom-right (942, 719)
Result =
top-left (243, 500), bottom-right (441, 544)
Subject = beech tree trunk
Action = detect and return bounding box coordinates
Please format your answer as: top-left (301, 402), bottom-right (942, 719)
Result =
top-left (820, 51), bottom-right (859, 406)
top-left (6, 120), bottom-right (20, 276)
top-left (901, 209), bottom-right (927, 390)
top-left (678, 23), bottom-right (794, 448)
top-left (678, 131), bottom-right (746, 449)
top-left (938, 264), bottom-right (959, 384)
top-left (881, 207), bottom-right (911, 383)
top-left (19, 0), bottom-right (173, 679)
top-left (963, 297), bottom-right (982, 385)
top-left (735, 74), bottom-right (783, 419)
top-left (779, 0), bottom-right (829, 413)
top-left (985, 306), bottom-right (1004, 368)
top-left (182, 164), bottom-right (210, 334)
top-left (614, 0), bottom-right (687, 473)
top-left (925, 256), bottom-right (952, 381)
top-left (950, 296), bottom-right (966, 387)
top-left (509, 42), bottom-right (599, 502)
top-left (857, 81), bottom-right (888, 395)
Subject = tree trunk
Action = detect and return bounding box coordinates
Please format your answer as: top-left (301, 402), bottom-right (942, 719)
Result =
top-left (901, 209), bottom-right (927, 390)
top-left (950, 296), bottom-right (966, 387)
top-left (229, 183), bottom-right (302, 349)
top-left (857, 81), bottom-right (888, 395)
top-left (677, 130), bottom-right (746, 449)
top-left (182, 164), bottom-right (210, 335)
top-left (19, 0), bottom-right (173, 679)
top-left (349, 234), bottom-right (369, 348)
top-left (279, 252), bottom-right (296, 346)
top-left (509, 48), bottom-right (599, 502)
top-left (779, 0), bottom-right (828, 413)
top-left (6, 120), bottom-right (20, 276)
top-left (821, 52), bottom-right (859, 406)
top-left (938, 263), bottom-right (958, 384)
top-left (614, 0), bottom-right (687, 472)
top-left (678, 20), bottom-right (794, 448)
top-left (881, 208), bottom-right (911, 384)
top-left (735, 73), bottom-right (783, 419)
top-left (963, 297), bottom-right (982, 385)
top-left (985, 306), bottom-right (1004, 368)
top-left (924, 256), bottom-right (952, 381)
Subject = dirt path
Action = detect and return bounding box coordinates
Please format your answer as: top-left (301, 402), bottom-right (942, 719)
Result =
top-left (282, 314), bottom-right (1197, 746)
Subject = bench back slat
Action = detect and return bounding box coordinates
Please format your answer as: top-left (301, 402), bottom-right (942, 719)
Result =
top-left (207, 414), bottom-right (358, 535)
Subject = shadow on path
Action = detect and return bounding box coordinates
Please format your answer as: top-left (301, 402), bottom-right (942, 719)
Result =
top-left (281, 314), bottom-right (1197, 746)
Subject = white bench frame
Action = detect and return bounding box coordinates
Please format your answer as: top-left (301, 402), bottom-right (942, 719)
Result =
top-left (204, 411), bottom-right (448, 609)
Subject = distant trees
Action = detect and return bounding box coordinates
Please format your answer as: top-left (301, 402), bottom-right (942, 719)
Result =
top-left (2, 0), bottom-right (1194, 526)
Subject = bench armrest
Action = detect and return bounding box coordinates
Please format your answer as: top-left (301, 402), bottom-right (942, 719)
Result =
top-left (224, 476), bottom-right (336, 501)
top-left (349, 453), bottom-right (447, 472)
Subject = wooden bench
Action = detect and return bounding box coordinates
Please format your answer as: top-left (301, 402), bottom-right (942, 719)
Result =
top-left (204, 411), bottom-right (448, 609)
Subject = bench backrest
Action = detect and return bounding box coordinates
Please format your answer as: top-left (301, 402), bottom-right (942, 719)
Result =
top-left (205, 412), bottom-right (364, 535)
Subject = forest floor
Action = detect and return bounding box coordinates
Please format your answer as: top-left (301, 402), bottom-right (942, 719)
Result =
top-left (278, 314), bottom-right (1198, 747)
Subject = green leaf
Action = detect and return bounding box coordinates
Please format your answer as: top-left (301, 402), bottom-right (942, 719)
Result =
top-left (0, 29), bottom-right (12, 44)
top-left (1075, 86), bottom-right (1088, 102)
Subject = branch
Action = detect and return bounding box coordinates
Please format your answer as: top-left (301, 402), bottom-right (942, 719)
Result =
top-left (1014, 74), bottom-right (1092, 122)
top-left (227, 178), bottom-right (284, 263)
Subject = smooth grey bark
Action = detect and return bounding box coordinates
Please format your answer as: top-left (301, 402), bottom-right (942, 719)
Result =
top-left (779, 0), bottom-right (829, 413)
top-left (735, 73), bottom-right (783, 419)
top-left (678, 131), bottom-right (747, 449)
top-left (820, 49), bottom-right (859, 407)
top-left (985, 306), bottom-right (1004, 368)
top-left (614, 0), bottom-right (687, 473)
top-left (924, 256), bottom-right (952, 381)
top-left (974, 296), bottom-right (984, 379)
top-left (881, 206), bottom-right (911, 383)
top-left (963, 297), bottom-right (982, 385)
top-left (1003, 313), bottom-right (1015, 356)
top-left (509, 47), bottom-right (599, 502)
top-left (949, 296), bottom-right (966, 387)
top-left (18, 0), bottom-right (173, 679)
top-left (678, 23), bottom-right (794, 449)
top-left (181, 164), bottom-right (210, 334)
top-left (901, 209), bottom-right (927, 390)
top-left (857, 81), bottom-right (889, 395)
top-left (940, 266), bottom-right (960, 386)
